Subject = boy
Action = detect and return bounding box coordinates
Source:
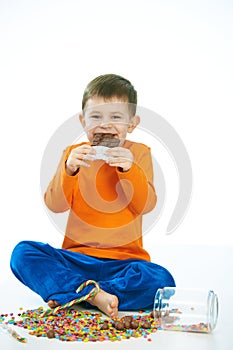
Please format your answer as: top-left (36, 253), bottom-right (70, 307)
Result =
top-left (10, 74), bottom-right (175, 319)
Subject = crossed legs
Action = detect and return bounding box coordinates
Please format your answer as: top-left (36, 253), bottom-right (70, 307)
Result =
top-left (10, 241), bottom-right (175, 318)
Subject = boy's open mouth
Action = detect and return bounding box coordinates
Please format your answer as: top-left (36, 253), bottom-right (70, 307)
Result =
top-left (93, 133), bottom-right (119, 139)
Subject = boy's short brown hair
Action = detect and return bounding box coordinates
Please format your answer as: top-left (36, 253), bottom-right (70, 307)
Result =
top-left (82, 74), bottom-right (137, 116)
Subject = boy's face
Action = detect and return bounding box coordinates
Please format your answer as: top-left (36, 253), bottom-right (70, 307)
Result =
top-left (79, 96), bottom-right (139, 146)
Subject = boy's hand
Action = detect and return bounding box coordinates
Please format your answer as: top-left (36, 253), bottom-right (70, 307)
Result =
top-left (66, 145), bottom-right (95, 175)
top-left (105, 147), bottom-right (134, 172)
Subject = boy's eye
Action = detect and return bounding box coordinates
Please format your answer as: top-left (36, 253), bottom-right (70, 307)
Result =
top-left (112, 115), bottom-right (121, 119)
top-left (90, 115), bottom-right (101, 119)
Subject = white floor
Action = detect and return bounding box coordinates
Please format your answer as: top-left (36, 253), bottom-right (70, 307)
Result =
top-left (1, 245), bottom-right (233, 350)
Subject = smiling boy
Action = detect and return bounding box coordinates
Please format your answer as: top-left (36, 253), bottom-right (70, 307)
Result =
top-left (10, 74), bottom-right (175, 319)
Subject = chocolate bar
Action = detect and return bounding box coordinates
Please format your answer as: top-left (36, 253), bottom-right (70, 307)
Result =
top-left (91, 133), bottom-right (120, 148)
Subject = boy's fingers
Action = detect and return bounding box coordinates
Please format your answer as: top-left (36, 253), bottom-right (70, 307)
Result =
top-left (108, 156), bottom-right (129, 161)
top-left (106, 148), bottom-right (133, 159)
top-left (84, 154), bottom-right (95, 161)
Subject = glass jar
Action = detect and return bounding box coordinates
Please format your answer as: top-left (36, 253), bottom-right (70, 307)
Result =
top-left (153, 287), bottom-right (218, 333)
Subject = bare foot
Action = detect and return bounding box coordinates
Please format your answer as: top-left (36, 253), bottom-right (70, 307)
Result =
top-left (47, 300), bottom-right (60, 309)
top-left (87, 289), bottom-right (118, 319)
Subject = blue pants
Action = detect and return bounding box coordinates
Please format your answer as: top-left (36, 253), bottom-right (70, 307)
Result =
top-left (10, 241), bottom-right (175, 310)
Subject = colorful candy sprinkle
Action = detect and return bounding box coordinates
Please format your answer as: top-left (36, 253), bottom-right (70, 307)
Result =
top-left (1, 307), bottom-right (159, 342)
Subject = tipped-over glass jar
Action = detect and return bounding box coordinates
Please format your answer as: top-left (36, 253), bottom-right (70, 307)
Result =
top-left (153, 287), bottom-right (218, 333)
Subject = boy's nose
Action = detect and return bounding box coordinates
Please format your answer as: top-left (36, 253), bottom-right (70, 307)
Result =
top-left (100, 120), bottom-right (112, 128)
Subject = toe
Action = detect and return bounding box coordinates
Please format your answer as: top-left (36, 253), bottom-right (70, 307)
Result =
top-left (48, 300), bottom-right (59, 309)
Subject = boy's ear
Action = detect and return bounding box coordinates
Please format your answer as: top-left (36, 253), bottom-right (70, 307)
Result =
top-left (79, 114), bottom-right (86, 128)
top-left (128, 115), bottom-right (140, 133)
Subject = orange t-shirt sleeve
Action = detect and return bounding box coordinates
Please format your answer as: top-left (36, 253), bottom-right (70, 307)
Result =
top-left (116, 143), bottom-right (157, 215)
top-left (44, 146), bottom-right (79, 212)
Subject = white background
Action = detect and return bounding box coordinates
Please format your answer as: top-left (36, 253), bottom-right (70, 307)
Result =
top-left (1, 0), bottom-right (232, 254)
top-left (0, 1), bottom-right (233, 349)
top-left (0, 0), bottom-right (232, 264)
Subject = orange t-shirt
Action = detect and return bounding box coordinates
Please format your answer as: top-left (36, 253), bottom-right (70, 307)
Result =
top-left (44, 140), bottom-right (157, 261)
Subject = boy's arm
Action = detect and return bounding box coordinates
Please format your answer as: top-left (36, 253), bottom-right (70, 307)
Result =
top-left (44, 147), bottom-right (78, 212)
top-left (116, 144), bottom-right (157, 215)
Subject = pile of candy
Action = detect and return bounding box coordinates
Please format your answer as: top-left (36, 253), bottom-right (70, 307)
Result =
top-left (1, 303), bottom-right (211, 343)
top-left (1, 308), bottom-right (159, 342)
